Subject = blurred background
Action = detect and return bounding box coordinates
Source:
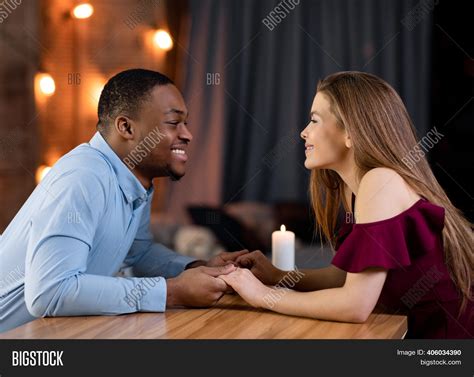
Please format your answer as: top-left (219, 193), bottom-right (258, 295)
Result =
top-left (0, 0), bottom-right (472, 267)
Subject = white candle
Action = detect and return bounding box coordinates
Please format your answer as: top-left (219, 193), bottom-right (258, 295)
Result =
top-left (272, 224), bottom-right (295, 271)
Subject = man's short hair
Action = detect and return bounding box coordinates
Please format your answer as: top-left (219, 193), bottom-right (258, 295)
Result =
top-left (97, 68), bottom-right (174, 136)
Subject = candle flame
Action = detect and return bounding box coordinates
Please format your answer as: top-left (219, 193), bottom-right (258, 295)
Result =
top-left (280, 224), bottom-right (286, 232)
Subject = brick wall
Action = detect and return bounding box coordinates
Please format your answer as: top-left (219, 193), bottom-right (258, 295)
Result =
top-left (0, 1), bottom-right (39, 231)
top-left (0, 0), bottom-right (180, 231)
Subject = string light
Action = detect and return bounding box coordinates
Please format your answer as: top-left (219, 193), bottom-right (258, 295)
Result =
top-left (152, 29), bottom-right (173, 51)
top-left (35, 73), bottom-right (56, 97)
top-left (35, 165), bottom-right (51, 184)
top-left (72, 3), bottom-right (94, 19)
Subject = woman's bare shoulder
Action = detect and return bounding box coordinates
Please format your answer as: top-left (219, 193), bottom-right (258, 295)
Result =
top-left (355, 168), bottom-right (420, 224)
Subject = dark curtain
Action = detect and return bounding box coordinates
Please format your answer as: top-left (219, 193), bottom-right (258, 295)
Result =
top-left (165, 0), bottom-right (432, 220)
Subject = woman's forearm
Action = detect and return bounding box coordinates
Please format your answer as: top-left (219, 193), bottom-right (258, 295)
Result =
top-left (265, 269), bottom-right (387, 322)
top-left (264, 287), bottom-right (369, 323)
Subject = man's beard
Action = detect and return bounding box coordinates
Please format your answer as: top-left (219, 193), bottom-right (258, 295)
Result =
top-left (166, 167), bottom-right (184, 182)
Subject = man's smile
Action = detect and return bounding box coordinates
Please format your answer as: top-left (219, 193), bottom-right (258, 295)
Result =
top-left (170, 143), bottom-right (188, 161)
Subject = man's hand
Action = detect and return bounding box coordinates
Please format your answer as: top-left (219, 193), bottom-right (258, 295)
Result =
top-left (206, 249), bottom-right (249, 267)
top-left (166, 264), bottom-right (236, 308)
top-left (236, 250), bottom-right (284, 286)
top-left (184, 250), bottom-right (249, 270)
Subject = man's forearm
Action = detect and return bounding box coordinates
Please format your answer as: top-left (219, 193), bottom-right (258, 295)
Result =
top-left (277, 266), bottom-right (346, 291)
top-left (25, 273), bottom-right (167, 317)
top-left (131, 243), bottom-right (196, 277)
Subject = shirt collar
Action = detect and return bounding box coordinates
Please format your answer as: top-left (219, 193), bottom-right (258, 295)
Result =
top-left (89, 132), bottom-right (154, 205)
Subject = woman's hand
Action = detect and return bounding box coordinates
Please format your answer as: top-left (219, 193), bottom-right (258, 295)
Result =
top-left (218, 268), bottom-right (274, 308)
top-left (235, 250), bottom-right (284, 285)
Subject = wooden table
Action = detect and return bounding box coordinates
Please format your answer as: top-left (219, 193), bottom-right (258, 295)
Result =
top-left (0, 294), bottom-right (407, 339)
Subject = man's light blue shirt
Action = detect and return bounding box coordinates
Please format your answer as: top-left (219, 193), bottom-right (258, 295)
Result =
top-left (0, 132), bottom-right (195, 332)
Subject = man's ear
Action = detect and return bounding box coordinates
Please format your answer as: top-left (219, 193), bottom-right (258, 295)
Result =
top-left (114, 116), bottom-right (135, 140)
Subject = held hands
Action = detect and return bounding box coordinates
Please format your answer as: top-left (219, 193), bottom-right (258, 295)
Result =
top-left (166, 264), bottom-right (236, 308)
top-left (216, 250), bottom-right (284, 308)
top-left (167, 249), bottom-right (283, 308)
top-left (235, 250), bottom-right (284, 286)
top-left (173, 249), bottom-right (254, 306)
top-left (206, 249), bottom-right (250, 267)
top-left (184, 249), bottom-right (249, 269)
top-left (218, 268), bottom-right (273, 308)
top-left (218, 250), bottom-right (287, 308)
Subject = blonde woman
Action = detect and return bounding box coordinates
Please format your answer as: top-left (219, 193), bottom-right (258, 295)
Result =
top-left (219, 72), bottom-right (473, 339)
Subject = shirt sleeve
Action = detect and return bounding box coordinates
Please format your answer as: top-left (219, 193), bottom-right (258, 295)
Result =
top-left (331, 221), bottom-right (412, 273)
top-left (124, 198), bottom-right (196, 278)
top-left (24, 169), bottom-right (167, 318)
top-left (332, 199), bottom-right (446, 274)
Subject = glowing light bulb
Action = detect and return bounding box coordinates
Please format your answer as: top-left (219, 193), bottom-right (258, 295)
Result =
top-left (35, 165), bottom-right (51, 183)
top-left (90, 79), bottom-right (105, 107)
top-left (153, 29), bottom-right (173, 51)
top-left (36, 73), bottom-right (55, 96)
top-left (72, 3), bottom-right (94, 19)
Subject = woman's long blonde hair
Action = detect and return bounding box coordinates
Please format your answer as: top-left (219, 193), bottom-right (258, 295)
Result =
top-left (310, 71), bottom-right (473, 310)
